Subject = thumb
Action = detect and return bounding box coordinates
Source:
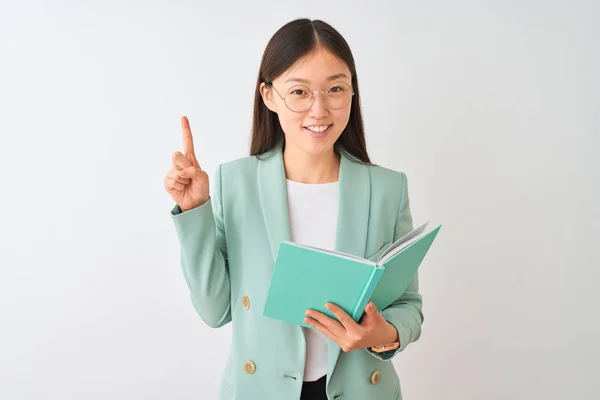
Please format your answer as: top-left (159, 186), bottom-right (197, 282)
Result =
top-left (365, 302), bottom-right (378, 314)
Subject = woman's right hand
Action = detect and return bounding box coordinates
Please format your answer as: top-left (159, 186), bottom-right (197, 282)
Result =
top-left (164, 116), bottom-right (210, 212)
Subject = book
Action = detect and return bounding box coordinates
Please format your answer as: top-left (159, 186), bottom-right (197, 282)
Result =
top-left (262, 222), bottom-right (441, 328)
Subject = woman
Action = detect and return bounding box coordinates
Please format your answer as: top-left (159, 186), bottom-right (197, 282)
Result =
top-left (164, 19), bottom-right (423, 400)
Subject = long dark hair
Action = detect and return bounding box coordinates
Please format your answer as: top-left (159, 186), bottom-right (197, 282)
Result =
top-left (250, 19), bottom-right (371, 164)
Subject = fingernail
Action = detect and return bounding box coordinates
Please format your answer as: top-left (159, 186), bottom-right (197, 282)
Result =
top-left (179, 170), bottom-right (186, 177)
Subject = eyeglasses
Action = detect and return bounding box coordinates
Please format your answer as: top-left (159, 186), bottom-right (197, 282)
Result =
top-left (266, 81), bottom-right (354, 113)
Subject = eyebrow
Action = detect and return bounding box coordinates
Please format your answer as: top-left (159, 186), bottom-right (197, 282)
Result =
top-left (284, 73), bottom-right (349, 84)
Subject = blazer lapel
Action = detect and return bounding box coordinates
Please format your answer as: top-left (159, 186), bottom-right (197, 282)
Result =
top-left (257, 148), bottom-right (292, 261)
top-left (333, 152), bottom-right (371, 258)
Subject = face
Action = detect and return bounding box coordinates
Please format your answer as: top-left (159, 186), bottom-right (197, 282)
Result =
top-left (260, 47), bottom-right (353, 157)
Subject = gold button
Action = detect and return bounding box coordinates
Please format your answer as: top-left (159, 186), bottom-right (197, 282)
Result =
top-left (241, 296), bottom-right (250, 310)
top-left (243, 360), bottom-right (256, 374)
top-left (371, 370), bottom-right (381, 385)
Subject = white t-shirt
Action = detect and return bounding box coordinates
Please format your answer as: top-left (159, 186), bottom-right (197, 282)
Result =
top-left (285, 178), bottom-right (339, 382)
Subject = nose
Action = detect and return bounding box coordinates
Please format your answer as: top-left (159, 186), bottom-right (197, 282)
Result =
top-left (308, 91), bottom-right (328, 118)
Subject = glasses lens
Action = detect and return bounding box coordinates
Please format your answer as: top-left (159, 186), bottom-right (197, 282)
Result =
top-left (284, 85), bottom-right (313, 112)
top-left (325, 82), bottom-right (353, 109)
top-left (283, 83), bottom-right (353, 112)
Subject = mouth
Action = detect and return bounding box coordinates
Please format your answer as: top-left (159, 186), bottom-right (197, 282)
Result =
top-left (303, 124), bottom-right (332, 138)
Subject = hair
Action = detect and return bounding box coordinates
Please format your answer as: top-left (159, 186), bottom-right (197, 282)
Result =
top-left (250, 19), bottom-right (371, 164)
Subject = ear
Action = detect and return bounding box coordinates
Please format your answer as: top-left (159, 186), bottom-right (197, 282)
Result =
top-left (260, 82), bottom-right (278, 113)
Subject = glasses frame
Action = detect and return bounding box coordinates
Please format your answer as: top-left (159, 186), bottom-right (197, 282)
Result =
top-left (266, 81), bottom-right (355, 113)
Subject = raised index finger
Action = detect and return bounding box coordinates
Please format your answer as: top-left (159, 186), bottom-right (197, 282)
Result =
top-left (181, 115), bottom-right (196, 159)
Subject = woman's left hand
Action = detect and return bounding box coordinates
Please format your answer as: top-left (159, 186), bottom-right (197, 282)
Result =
top-left (304, 301), bottom-right (399, 352)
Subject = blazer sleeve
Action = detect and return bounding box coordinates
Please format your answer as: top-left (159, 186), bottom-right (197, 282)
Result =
top-left (367, 172), bottom-right (424, 361)
top-left (170, 164), bottom-right (232, 328)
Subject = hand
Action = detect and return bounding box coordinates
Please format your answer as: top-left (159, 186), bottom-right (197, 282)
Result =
top-left (164, 116), bottom-right (210, 212)
top-left (304, 302), bottom-right (399, 352)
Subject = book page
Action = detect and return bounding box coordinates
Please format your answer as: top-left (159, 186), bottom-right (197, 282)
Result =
top-left (282, 241), bottom-right (377, 265)
top-left (377, 221), bottom-right (429, 264)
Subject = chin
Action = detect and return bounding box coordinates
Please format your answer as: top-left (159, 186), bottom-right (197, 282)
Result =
top-left (300, 139), bottom-right (337, 156)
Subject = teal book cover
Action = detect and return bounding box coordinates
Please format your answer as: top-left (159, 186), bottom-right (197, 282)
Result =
top-left (262, 223), bottom-right (441, 328)
top-left (370, 224), bottom-right (441, 311)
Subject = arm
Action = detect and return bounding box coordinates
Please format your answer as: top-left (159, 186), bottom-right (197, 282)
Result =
top-left (367, 172), bottom-right (424, 361)
top-left (171, 164), bottom-right (232, 328)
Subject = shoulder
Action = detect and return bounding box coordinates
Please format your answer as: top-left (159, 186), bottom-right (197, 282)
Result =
top-left (365, 162), bottom-right (407, 187)
top-left (216, 155), bottom-right (259, 180)
top-left (220, 154), bottom-right (259, 169)
top-left (341, 157), bottom-right (409, 216)
top-left (346, 154), bottom-right (408, 195)
top-left (342, 154), bottom-right (409, 207)
top-left (341, 152), bottom-right (406, 184)
top-left (211, 155), bottom-right (260, 204)
top-left (366, 162), bottom-right (408, 208)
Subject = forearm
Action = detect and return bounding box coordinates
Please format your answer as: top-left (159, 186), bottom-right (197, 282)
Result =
top-left (172, 200), bottom-right (232, 328)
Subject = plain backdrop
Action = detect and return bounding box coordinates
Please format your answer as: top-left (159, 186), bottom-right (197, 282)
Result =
top-left (1, 1), bottom-right (598, 399)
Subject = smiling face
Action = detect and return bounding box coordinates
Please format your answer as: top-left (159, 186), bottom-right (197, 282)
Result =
top-left (260, 47), bottom-right (353, 157)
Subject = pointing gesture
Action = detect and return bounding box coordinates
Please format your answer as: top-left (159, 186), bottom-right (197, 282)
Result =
top-left (182, 115), bottom-right (199, 168)
top-left (164, 116), bottom-right (210, 212)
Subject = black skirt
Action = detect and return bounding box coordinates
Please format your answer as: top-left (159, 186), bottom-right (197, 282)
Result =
top-left (300, 374), bottom-right (327, 400)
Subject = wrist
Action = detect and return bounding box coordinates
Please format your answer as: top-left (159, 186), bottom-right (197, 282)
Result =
top-left (369, 322), bottom-right (400, 353)
top-left (384, 321), bottom-right (399, 344)
top-left (180, 197), bottom-right (210, 213)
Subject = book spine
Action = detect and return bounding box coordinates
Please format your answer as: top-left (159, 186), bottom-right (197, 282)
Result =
top-left (351, 267), bottom-right (385, 321)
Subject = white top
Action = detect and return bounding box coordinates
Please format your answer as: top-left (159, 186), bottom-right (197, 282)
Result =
top-left (286, 178), bottom-right (339, 382)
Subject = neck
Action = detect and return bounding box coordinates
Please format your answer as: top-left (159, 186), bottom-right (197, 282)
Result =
top-left (283, 146), bottom-right (340, 184)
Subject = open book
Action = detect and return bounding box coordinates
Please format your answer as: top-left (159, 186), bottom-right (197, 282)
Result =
top-left (262, 222), bottom-right (442, 328)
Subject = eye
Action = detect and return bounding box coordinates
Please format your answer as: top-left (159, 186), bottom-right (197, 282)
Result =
top-left (290, 89), bottom-right (307, 96)
top-left (329, 86), bottom-right (344, 93)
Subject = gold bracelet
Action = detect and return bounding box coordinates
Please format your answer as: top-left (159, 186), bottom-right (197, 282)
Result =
top-left (370, 342), bottom-right (400, 353)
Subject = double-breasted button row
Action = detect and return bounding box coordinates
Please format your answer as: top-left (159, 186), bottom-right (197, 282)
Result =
top-left (243, 360), bottom-right (256, 374)
top-left (241, 296), bottom-right (250, 310)
top-left (241, 360), bottom-right (378, 383)
top-left (370, 370), bottom-right (381, 385)
top-left (240, 296), bottom-right (253, 375)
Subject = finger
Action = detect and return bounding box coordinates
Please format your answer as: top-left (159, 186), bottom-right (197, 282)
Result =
top-left (168, 169), bottom-right (190, 185)
top-left (326, 303), bottom-right (360, 331)
top-left (179, 165), bottom-right (204, 182)
top-left (305, 309), bottom-right (345, 338)
top-left (172, 151), bottom-right (192, 170)
top-left (365, 301), bottom-right (379, 314)
top-left (181, 116), bottom-right (199, 167)
top-left (358, 302), bottom-right (378, 324)
top-left (304, 316), bottom-right (340, 342)
top-left (164, 177), bottom-right (185, 192)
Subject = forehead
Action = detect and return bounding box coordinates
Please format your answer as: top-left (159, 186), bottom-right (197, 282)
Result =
top-left (279, 47), bottom-right (351, 84)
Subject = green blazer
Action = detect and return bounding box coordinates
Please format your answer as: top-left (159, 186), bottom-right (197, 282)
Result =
top-left (171, 147), bottom-right (423, 400)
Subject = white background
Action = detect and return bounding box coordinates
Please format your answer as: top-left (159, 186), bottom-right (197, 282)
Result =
top-left (1, 1), bottom-right (598, 399)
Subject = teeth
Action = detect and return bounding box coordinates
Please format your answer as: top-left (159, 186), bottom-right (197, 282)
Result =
top-left (305, 125), bottom-right (330, 133)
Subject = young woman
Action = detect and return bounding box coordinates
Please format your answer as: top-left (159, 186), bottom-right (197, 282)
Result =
top-left (164, 19), bottom-right (423, 400)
